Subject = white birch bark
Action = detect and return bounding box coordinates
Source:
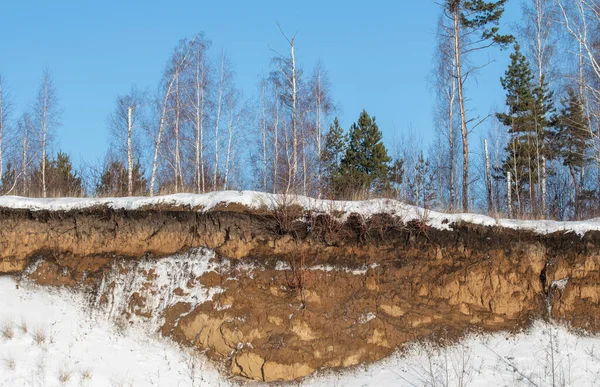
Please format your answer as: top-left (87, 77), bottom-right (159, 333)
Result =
top-left (213, 53), bottom-right (226, 190)
top-left (127, 106), bottom-right (133, 196)
top-left (150, 39), bottom-right (193, 196)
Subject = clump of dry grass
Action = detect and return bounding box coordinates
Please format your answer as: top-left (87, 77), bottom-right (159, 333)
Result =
top-left (1, 320), bottom-right (14, 339)
top-left (2, 356), bottom-right (16, 371)
top-left (19, 318), bottom-right (28, 334)
top-left (32, 326), bottom-right (47, 345)
top-left (81, 368), bottom-right (93, 382)
top-left (58, 366), bottom-right (72, 384)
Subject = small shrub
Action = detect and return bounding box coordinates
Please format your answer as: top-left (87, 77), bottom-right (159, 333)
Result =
top-left (2, 356), bottom-right (15, 371)
top-left (1, 320), bottom-right (14, 339)
top-left (58, 366), bottom-right (72, 384)
top-left (32, 326), bottom-right (47, 345)
top-left (81, 368), bottom-right (93, 381)
top-left (19, 318), bottom-right (28, 334)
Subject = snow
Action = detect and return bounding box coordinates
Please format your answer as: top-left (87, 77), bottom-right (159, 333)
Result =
top-left (1, 191), bottom-right (600, 236)
top-left (551, 277), bottom-right (570, 290)
top-left (94, 248), bottom-right (224, 332)
top-left (0, 275), bottom-right (229, 387)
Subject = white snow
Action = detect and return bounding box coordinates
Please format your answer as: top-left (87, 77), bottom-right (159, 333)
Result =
top-left (0, 275), bottom-right (229, 387)
top-left (1, 191), bottom-right (599, 236)
top-left (551, 277), bottom-right (570, 290)
top-left (94, 248), bottom-right (223, 331)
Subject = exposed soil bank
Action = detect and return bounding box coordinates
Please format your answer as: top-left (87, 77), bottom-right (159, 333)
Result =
top-left (1, 204), bottom-right (599, 382)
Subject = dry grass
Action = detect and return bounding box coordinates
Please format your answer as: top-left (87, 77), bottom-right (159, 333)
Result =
top-left (58, 366), bottom-right (72, 384)
top-left (19, 317), bottom-right (28, 334)
top-left (2, 356), bottom-right (16, 371)
top-left (32, 326), bottom-right (47, 345)
top-left (1, 320), bottom-right (14, 339)
top-left (81, 368), bottom-right (93, 381)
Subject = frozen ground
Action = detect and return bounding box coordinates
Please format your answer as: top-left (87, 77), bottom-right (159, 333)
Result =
top-left (1, 191), bottom-right (600, 236)
top-left (3, 271), bottom-right (600, 386)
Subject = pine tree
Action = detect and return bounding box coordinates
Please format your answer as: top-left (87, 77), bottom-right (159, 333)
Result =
top-left (497, 43), bottom-right (541, 216)
top-left (97, 160), bottom-right (148, 197)
top-left (557, 89), bottom-right (592, 219)
top-left (409, 152), bottom-right (436, 208)
top-left (339, 110), bottom-right (391, 198)
top-left (531, 73), bottom-right (557, 216)
top-left (31, 152), bottom-right (83, 197)
top-left (320, 117), bottom-right (347, 197)
top-left (388, 158), bottom-right (404, 198)
top-left (1, 162), bottom-right (15, 194)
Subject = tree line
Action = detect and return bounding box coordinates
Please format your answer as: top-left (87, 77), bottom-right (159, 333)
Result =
top-left (0, 0), bottom-right (600, 221)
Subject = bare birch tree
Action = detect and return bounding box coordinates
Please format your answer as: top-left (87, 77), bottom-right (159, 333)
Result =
top-left (309, 61), bottom-right (333, 198)
top-left (33, 68), bottom-right (61, 198)
top-left (109, 87), bottom-right (144, 196)
top-left (16, 113), bottom-right (33, 196)
top-left (260, 78), bottom-right (268, 191)
top-left (211, 51), bottom-right (238, 191)
top-left (0, 75), bottom-right (11, 185)
top-left (271, 25), bottom-right (300, 193)
top-left (185, 36), bottom-right (210, 193)
top-left (432, 15), bottom-right (460, 211)
top-left (149, 36), bottom-right (195, 196)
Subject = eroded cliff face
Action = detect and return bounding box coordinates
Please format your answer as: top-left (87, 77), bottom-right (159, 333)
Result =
top-left (1, 205), bottom-right (599, 382)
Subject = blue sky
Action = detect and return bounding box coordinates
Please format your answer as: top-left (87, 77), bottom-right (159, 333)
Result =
top-left (0, 0), bottom-right (522, 167)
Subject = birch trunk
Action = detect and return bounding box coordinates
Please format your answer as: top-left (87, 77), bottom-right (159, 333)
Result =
top-left (224, 113), bottom-right (237, 190)
top-left (174, 75), bottom-right (182, 193)
top-left (273, 86), bottom-right (280, 194)
top-left (214, 56), bottom-right (226, 190)
top-left (508, 171), bottom-right (513, 218)
top-left (0, 78), bottom-right (4, 183)
top-left (41, 78), bottom-right (49, 198)
top-left (453, 8), bottom-right (470, 212)
top-left (195, 65), bottom-right (206, 194)
top-left (261, 82), bottom-right (267, 191)
top-left (315, 69), bottom-right (322, 198)
top-left (190, 49), bottom-right (206, 194)
top-left (127, 107), bottom-right (133, 196)
top-left (290, 39), bottom-right (298, 191)
top-left (485, 139), bottom-right (493, 214)
top-left (150, 40), bottom-right (193, 196)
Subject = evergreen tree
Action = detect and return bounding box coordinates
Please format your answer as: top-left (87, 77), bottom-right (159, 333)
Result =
top-left (1, 162), bottom-right (15, 194)
top-left (96, 160), bottom-right (147, 197)
top-left (320, 118), bottom-right (347, 197)
top-left (497, 43), bottom-right (544, 216)
top-left (339, 110), bottom-right (391, 198)
top-left (388, 158), bottom-right (404, 198)
top-left (31, 151), bottom-right (83, 197)
top-left (409, 152), bottom-right (436, 207)
top-left (557, 89), bottom-right (592, 219)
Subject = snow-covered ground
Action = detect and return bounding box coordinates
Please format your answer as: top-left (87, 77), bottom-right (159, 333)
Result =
top-left (3, 270), bottom-right (600, 386)
top-left (1, 191), bottom-right (600, 236)
top-left (0, 274), bottom-right (229, 387)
